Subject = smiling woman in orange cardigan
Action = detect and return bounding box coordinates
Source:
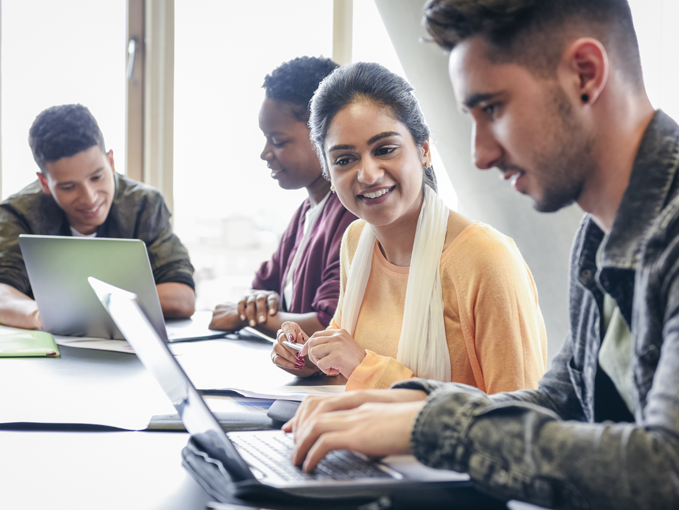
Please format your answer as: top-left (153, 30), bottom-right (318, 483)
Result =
top-left (331, 219), bottom-right (547, 393)
top-left (270, 62), bottom-right (547, 393)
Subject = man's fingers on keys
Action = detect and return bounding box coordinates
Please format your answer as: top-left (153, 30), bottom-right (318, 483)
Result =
top-left (291, 413), bottom-right (343, 467)
top-left (291, 395), bottom-right (328, 438)
top-left (282, 417), bottom-right (295, 433)
top-left (303, 431), bottom-right (350, 472)
top-left (293, 394), bottom-right (364, 442)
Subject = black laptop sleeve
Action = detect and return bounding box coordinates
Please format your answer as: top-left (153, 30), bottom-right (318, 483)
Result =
top-left (181, 436), bottom-right (508, 510)
top-left (181, 436), bottom-right (382, 509)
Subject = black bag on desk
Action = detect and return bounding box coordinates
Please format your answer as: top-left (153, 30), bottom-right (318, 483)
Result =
top-left (181, 434), bottom-right (378, 509)
top-left (181, 434), bottom-right (507, 510)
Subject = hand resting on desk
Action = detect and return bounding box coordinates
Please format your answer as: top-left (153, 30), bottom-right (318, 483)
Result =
top-left (283, 389), bottom-right (427, 472)
top-left (209, 301), bottom-right (247, 331)
top-left (0, 282), bottom-right (43, 330)
top-left (209, 289), bottom-right (279, 331)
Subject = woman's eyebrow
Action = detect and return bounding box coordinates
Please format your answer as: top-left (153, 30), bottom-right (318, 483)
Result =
top-left (327, 131), bottom-right (402, 153)
top-left (367, 131), bottom-right (400, 145)
top-left (327, 144), bottom-right (355, 152)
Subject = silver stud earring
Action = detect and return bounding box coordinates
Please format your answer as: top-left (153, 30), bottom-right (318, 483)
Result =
top-left (330, 183), bottom-right (336, 193)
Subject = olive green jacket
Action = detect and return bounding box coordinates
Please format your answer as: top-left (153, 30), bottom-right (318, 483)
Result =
top-left (0, 173), bottom-right (194, 298)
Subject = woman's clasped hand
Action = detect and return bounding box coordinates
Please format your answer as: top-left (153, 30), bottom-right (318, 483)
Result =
top-left (272, 321), bottom-right (367, 378)
top-left (209, 289), bottom-right (279, 330)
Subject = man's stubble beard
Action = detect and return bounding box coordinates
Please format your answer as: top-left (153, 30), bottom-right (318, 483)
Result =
top-left (532, 86), bottom-right (595, 213)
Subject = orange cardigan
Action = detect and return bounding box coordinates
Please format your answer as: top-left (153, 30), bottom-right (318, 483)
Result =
top-left (330, 220), bottom-right (547, 393)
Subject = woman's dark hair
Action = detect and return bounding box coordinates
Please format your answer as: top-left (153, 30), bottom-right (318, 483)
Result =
top-left (28, 104), bottom-right (106, 173)
top-left (309, 62), bottom-right (436, 191)
top-left (263, 56), bottom-right (339, 122)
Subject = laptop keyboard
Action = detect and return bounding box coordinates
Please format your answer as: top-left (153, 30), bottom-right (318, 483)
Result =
top-left (229, 431), bottom-right (394, 482)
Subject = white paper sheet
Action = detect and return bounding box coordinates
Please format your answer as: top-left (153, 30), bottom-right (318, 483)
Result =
top-left (223, 385), bottom-right (345, 401)
top-left (55, 336), bottom-right (134, 353)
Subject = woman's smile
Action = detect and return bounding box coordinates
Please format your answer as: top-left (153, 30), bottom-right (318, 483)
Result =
top-left (357, 185), bottom-right (395, 205)
top-left (325, 100), bottom-right (427, 230)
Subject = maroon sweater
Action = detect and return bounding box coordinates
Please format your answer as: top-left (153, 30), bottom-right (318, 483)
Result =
top-left (252, 193), bottom-right (357, 327)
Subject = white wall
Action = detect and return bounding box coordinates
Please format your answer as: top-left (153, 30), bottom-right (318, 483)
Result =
top-left (375, 0), bottom-right (585, 363)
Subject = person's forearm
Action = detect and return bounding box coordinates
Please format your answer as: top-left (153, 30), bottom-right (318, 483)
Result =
top-left (157, 282), bottom-right (195, 319)
top-left (255, 311), bottom-right (325, 338)
top-left (410, 384), bottom-right (679, 510)
top-left (0, 283), bottom-right (42, 329)
top-left (346, 350), bottom-right (413, 390)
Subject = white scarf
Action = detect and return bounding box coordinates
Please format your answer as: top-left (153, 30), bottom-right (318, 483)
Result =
top-left (340, 185), bottom-right (451, 382)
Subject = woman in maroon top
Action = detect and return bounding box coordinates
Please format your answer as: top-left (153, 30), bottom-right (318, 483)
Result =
top-left (209, 57), bottom-right (357, 341)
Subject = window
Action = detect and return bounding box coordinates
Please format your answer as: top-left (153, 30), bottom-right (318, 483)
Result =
top-left (1, 0), bottom-right (126, 199)
top-left (629, 0), bottom-right (679, 120)
top-left (173, 0), bottom-right (334, 310)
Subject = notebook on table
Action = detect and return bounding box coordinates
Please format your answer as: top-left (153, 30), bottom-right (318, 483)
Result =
top-left (19, 235), bottom-right (225, 343)
top-left (88, 277), bottom-right (476, 505)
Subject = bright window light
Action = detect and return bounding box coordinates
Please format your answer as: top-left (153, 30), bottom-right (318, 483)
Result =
top-left (173, 0), bottom-right (333, 310)
top-left (629, 0), bottom-right (679, 121)
top-left (1, 0), bottom-right (125, 200)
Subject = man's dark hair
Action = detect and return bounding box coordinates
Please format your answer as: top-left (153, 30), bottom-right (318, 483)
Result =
top-left (263, 56), bottom-right (339, 122)
top-left (309, 61), bottom-right (437, 191)
top-left (28, 104), bottom-right (106, 173)
top-left (423, 0), bottom-right (643, 88)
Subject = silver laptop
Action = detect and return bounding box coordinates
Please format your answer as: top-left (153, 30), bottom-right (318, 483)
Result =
top-left (88, 277), bottom-right (471, 501)
top-left (19, 235), bottom-right (225, 343)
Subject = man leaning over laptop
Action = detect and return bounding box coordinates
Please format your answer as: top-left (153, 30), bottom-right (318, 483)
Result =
top-left (284, 0), bottom-right (679, 508)
top-left (0, 104), bottom-right (195, 330)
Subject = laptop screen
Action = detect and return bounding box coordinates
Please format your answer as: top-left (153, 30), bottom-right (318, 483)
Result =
top-left (88, 277), bottom-right (253, 478)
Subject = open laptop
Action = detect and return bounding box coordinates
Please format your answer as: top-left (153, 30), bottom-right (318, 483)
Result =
top-left (88, 277), bottom-right (472, 503)
top-left (19, 235), bottom-right (225, 343)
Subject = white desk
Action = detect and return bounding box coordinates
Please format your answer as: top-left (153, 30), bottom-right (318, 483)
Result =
top-left (0, 339), bottom-right (548, 509)
top-left (0, 430), bottom-right (211, 510)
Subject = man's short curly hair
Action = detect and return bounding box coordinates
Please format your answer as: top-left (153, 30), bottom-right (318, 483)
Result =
top-left (423, 0), bottom-right (643, 89)
top-left (28, 104), bottom-right (106, 173)
top-left (262, 56), bottom-right (339, 122)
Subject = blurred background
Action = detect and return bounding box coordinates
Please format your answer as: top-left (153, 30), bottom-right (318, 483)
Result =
top-left (1, 0), bottom-right (677, 361)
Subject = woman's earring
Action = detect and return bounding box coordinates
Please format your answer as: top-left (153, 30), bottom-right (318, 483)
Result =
top-left (330, 183), bottom-right (336, 193)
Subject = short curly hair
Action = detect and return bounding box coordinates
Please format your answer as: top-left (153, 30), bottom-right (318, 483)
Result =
top-left (28, 104), bottom-right (106, 173)
top-left (262, 56), bottom-right (339, 122)
top-left (423, 0), bottom-right (643, 88)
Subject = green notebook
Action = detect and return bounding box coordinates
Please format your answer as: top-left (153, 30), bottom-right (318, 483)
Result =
top-left (0, 326), bottom-right (60, 357)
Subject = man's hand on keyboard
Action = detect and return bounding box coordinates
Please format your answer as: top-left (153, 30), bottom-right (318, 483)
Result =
top-left (284, 389), bottom-right (427, 441)
top-left (285, 390), bottom-right (427, 472)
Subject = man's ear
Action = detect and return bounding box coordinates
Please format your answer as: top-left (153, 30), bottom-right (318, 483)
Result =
top-left (421, 138), bottom-right (432, 167)
top-left (37, 172), bottom-right (51, 195)
top-left (106, 149), bottom-right (116, 174)
top-left (562, 37), bottom-right (609, 105)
